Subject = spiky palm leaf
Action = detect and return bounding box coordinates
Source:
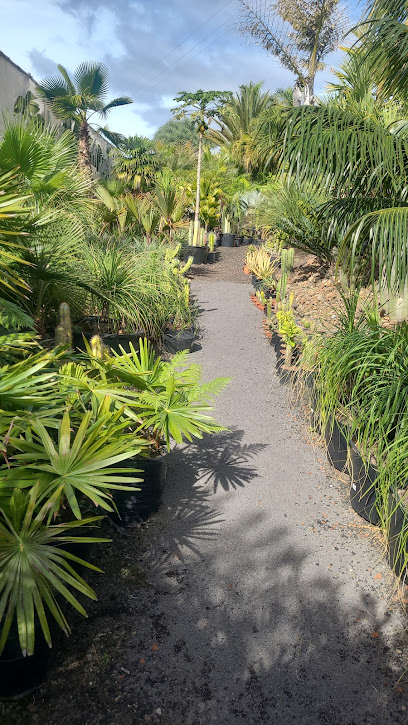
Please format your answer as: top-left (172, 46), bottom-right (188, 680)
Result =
top-left (0, 484), bottom-right (108, 655)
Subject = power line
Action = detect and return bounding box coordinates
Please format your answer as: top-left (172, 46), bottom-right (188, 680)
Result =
top-left (132, 2), bottom-right (235, 97)
top-left (132, 14), bottom-right (235, 106)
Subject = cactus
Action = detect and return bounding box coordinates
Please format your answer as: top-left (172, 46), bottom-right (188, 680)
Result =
top-left (91, 334), bottom-right (104, 359)
top-left (188, 220), bottom-right (194, 245)
top-left (55, 302), bottom-right (72, 347)
top-left (208, 231), bottom-right (216, 252)
top-left (277, 273), bottom-right (287, 302)
top-left (221, 213), bottom-right (231, 234)
top-left (266, 299), bottom-right (272, 319)
top-left (281, 248), bottom-right (294, 275)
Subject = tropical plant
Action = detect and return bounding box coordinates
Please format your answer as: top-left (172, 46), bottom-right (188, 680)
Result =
top-left (37, 62), bottom-right (132, 173)
top-left (105, 339), bottom-right (230, 452)
top-left (256, 181), bottom-right (332, 264)
top-left (2, 406), bottom-right (144, 519)
top-left (111, 135), bottom-right (161, 191)
top-left (0, 484), bottom-right (108, 655)
top-left (208, 82), bottom-right (273, 174)
top-left (238, 0), bottom-right (345, 104)
top-left (172, 90), bottom-right (233, 245)
top-left (154, 169), bottom-right (188, 241)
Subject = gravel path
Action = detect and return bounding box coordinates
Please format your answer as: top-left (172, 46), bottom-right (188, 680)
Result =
top-left (4, 247), bottom-right (408, 725)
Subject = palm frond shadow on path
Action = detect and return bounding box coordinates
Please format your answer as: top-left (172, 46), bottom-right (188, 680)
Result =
top-left (143, 429), bottom-right (266, 569)
top-left (168, 429), bottom-right (267, 494)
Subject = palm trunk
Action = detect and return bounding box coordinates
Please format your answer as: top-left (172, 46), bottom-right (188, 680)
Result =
top-left (78, 120), bottom-right (93, 175)
top-left (193, 129), bottom-right (203, 246)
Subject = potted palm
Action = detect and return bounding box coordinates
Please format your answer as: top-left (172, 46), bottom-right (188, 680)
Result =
top-left (0, 485), bottom-right (109, 699)
top-left (103, 339), bottom-right (229, 526)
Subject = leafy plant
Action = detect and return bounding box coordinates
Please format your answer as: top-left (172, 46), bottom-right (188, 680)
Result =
top-left (0, 484), bottom-right (108, 655)
top-left (2, 407), bottom-right (144, 519)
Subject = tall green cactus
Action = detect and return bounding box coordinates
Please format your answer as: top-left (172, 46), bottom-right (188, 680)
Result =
top-left (208, 231), bottom-right (216, 252)
top-left (281, 248), bottom-right (294, 276)
top-left (55, 302), bottom-right (72, 347)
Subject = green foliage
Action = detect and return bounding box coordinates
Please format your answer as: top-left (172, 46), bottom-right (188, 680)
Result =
top-left (154, 119), bottom-right (200, 149)
top-left (0, 485), bottom-right (107, 655)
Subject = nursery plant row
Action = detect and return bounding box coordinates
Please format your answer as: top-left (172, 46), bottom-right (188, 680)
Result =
top-left (245, 243), bottom-right (408, 587)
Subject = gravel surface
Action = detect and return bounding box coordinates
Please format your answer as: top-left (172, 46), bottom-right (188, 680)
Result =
top-left (3, 247), bottom-right (408, 725)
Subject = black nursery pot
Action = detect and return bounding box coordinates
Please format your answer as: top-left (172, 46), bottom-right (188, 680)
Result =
top-left (110, 455), bottom-right (167, 527)
top-left (186, 245), bottom-right (207, 264)
top-left (251, 275), bottom-right (262, 290)
top-left (243, 237), bottom-right (252, 246)
top-left (349, 443), bottom-right (380, 525)
top-left (235, 236), bottom-right (243, 246)
top-left (387, 490), bottom-right (408, 580)
top-left (104, 332), bottom-right (142, 354)
top-left (163, 326), bottom-right (197, 353)
top-left (325, 418), bottom-right (348, 472)
top-left (221, 233), bottom-right (235, 247)
top-left (207, 251), bottom-right (217, 264)
top-left (0, 620), bottom-right (56, 701)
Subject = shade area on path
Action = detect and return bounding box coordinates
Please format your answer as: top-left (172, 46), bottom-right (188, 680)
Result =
top-left (4, 247), bottom-right (408, 725)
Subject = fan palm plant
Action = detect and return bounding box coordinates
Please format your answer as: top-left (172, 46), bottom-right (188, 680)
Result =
top-left (37, 62), bottom-right (132, 173)
top-left (0, 484), bottom-right (108, 655)
top-left (105, 339), bottom-right (230, 452)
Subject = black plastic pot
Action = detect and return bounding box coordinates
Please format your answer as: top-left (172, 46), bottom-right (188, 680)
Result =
top-left (163, 327), bottom-right (197, 353)
top-left (387, 490), bottom-right (408, 580)
top-left (207, 251), bottom-right (217, 264)
top-left (325, 418), bottom-right (348, 472)
top-left (186, 245), bottom-right (207, 264)
top-left (349, 443), bottom-right (380, 525)
top-left (243, 237), bottom-right (252, 246)
top-left (235, 236), bottom-right (243, 246)
top-left (251, 275), bottom-right (262, 290)
top-left (110, 455), bottom-right (167, 527)
top-left (72, 331), bottom-right (93, 352)
top-left (0, 619), bottom-right (55, 700)
top-left (104, 333), bottom-right (142, 354)
top-left (216, 235), bottom-right (222, 247)
top-left (221, 234), bottom-right (235, 247)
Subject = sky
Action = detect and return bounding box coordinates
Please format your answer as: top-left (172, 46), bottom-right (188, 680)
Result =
top-left (0, 0), bottom-right (361, 139)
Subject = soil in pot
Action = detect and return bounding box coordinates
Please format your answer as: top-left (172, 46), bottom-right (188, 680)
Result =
top-left (0, 618), bottom-right (57, 701)
top-left (349, 443), bottom-right (380, 525)
top-left (221, 234), bottom-right (235, 247)
top-left (109, 455), bottom-right (167, 527)
top-left (325, 418), bottom-right (348, 472)
top-left (163, 327), bottom-right (197, 353)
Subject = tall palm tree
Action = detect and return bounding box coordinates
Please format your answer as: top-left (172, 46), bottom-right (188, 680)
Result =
top-left (37, 62), bottom-right (132, 174)
top-left (171, 90), bottom-right (232, 244)
top-left (208, 82), bottom-right (273, 174)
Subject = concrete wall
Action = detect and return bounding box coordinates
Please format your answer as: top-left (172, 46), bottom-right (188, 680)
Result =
top-left (0, 50), bottom-right (112, 178)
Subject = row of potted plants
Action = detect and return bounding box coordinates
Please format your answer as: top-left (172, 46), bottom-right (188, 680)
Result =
top-left (0, 317), bottom-right (229, 700)
top-left (244, 246), bottom-right (408, 586)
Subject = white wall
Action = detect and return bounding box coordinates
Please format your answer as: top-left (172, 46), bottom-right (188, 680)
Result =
top-left (0, 50), bottom-right (112, 178)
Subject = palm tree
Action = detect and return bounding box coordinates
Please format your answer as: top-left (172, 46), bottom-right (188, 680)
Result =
top-left (238, 0), bottom-right (345, 105)
top-left (207, 82), bottom-right (272, 174)
top-left (281, 35), bottom-right (408, 319)
top-left (37, 62), bottom-right (132, 174)
top-left (111, 135), bottom-right (161, 191)
top-left (171, 90), bottom-right (232, 244)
